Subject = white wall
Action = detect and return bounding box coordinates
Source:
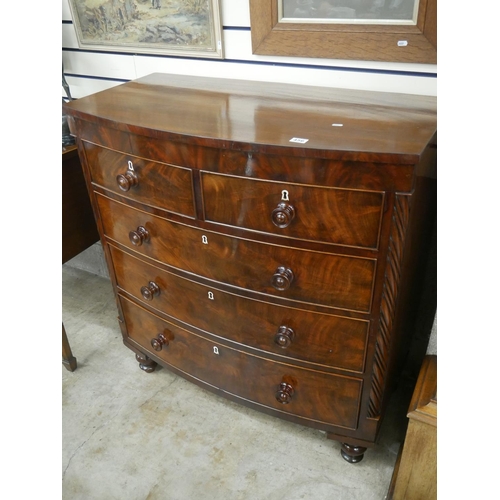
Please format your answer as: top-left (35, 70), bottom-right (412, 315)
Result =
top-left (62, 0), bottom-right (437, 98)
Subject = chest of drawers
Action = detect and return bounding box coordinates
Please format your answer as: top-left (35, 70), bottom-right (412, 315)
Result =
top-left (64, 74), bottom-right (436, 463)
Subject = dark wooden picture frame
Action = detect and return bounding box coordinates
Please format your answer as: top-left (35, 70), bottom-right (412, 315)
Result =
top-left (249, 0), bottom-right (436, 64)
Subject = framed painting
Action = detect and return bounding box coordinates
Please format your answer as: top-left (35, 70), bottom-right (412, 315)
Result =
top-left (250, 0), bottom-right (436, 63)
top-left (69, 0), bottom-right (224, 59)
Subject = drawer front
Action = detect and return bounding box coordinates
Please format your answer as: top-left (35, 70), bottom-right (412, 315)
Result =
top-left (201, 172), bottom-right (384, 248)
top-left (97, 195), bottom-right (376, 312)
top-left (83, 142), bottom-right (195, 217)
top-left (110, 246), bottom-right (369, 372)
top-left (120, 296), bottom-right (362, 430)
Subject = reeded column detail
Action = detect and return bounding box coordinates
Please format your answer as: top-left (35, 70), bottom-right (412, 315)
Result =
top-left (368, 194), bottom-right (410, 418)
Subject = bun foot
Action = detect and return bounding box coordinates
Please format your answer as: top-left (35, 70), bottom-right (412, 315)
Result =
top-left (341, 443), bottom-right (367, 463)
top-left (135, 353), bottom-right (157, 373)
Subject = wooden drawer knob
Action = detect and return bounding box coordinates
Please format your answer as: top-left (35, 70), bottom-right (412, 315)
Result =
top-left (116, 170), bottom-right (138, 192)
top-left (271, 202), bottom-right (295, 228)
top-left (272, 266), bottom-right (294, 291)
top-left (129, 226), bottom-right (149, 246)
top-left (150, 332), bottom-right (169, 351)
top-left (274, 326), bottom-right (295, 348)
top-left (275, 381), bottom-right (294, 404)
top-left (141, 281), bottom-right (160, 301)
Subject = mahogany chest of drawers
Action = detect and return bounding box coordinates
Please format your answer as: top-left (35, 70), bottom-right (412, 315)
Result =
top-left (64, 73), bottom-right (437, 463)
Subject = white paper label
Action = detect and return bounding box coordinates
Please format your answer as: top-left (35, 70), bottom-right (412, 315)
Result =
top-left (397, 40), bottom-right (408, 47)
top-left (289, 137), bottom-right (309, 144)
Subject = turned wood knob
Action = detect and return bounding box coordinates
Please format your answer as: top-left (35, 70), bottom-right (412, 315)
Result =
top-left (271, 202), bottom-right (296, 228)
top-left (275, 381), bottom-right (294, 404)
top-left (129, 226), bottom-right (149, 246)
top-left (271, 266), bottom-right (294, 291)
top-left (116, 170), bottom-right (138, 191)
top-left (274, 326), bottom-right (295, 348)
top-left (140, 281), bottom-right (160, 301)
top-left (150, 332), bottom-right (169, 351)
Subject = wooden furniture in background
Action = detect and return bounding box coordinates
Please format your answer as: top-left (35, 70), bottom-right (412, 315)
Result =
top-left (388, 355), bottom-right (437, 499)
top-left (62, 144), bottom-right (100, 371)
top-left (63, 74), bottom-right (436, 461)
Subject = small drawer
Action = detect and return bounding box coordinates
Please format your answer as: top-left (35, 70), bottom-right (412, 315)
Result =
top-left (97, 195), bottom-right (376, 313)
top-left (201, 172), bottom-right (384, 248)
top-left (109, 246), bottom-right (369, 373)
top-left (83, 142), bottom-right (195, 217)
top-left (120, 296), bottom-right (363, 430)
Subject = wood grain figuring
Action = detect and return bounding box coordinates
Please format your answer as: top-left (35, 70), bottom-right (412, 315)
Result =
top-left (65, 73), bottom-right (437, 162)
top-left (109, 245), bottom-right (369, 373)
top-left (97, 194), bottom-right (376, 312)
top-left (206, 151), bottom-right (415, 193)
top-left (63, 73), bottom-right (437, 462)
top-left (76, 119), bottom-right (416, 192)
top-left (120, 295), bottom-right (363, 430)
top-left (202, 172), bottom-right (384, 248)
top-left (83, 141), bottom-right (195, 218)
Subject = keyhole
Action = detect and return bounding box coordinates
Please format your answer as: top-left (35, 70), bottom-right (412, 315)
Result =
top-left (202, 235), bottom-right (208, 245)
top-left (281, 190), bottom-right (289, 201)
top-left (213, 346), bottom-right (219, 355)
top-left (128, 160), bottom-right (135, 171)
top-left (208, 291), bottom-right (214, 300)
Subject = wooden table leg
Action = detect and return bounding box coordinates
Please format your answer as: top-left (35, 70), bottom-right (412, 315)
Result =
top-left (62, 323), bottom-right (77, 372)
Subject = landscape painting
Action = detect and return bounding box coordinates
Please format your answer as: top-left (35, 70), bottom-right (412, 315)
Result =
top-left (281, 0), bottom-right (418, 24)
top-left (69, 0), bottom-right (223, 58)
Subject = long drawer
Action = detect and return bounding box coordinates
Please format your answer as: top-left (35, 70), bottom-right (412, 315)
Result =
top-left (109, 245), bottom-right (369, 373)
top-left (201, 172), bottom-right (384, 248)
top-left (120, 296), bottom-right (363, 430)
top-left (83, 142), bottom-right (195, 217)
top-left (97, 194), bottom-right (376, 312)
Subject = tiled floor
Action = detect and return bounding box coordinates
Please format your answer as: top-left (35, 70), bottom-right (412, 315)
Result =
top-left (62, 264), bottom-right (415, 500)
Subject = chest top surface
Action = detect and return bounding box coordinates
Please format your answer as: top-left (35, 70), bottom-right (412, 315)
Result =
top-left (63, 73), bottom-right (436, 164)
